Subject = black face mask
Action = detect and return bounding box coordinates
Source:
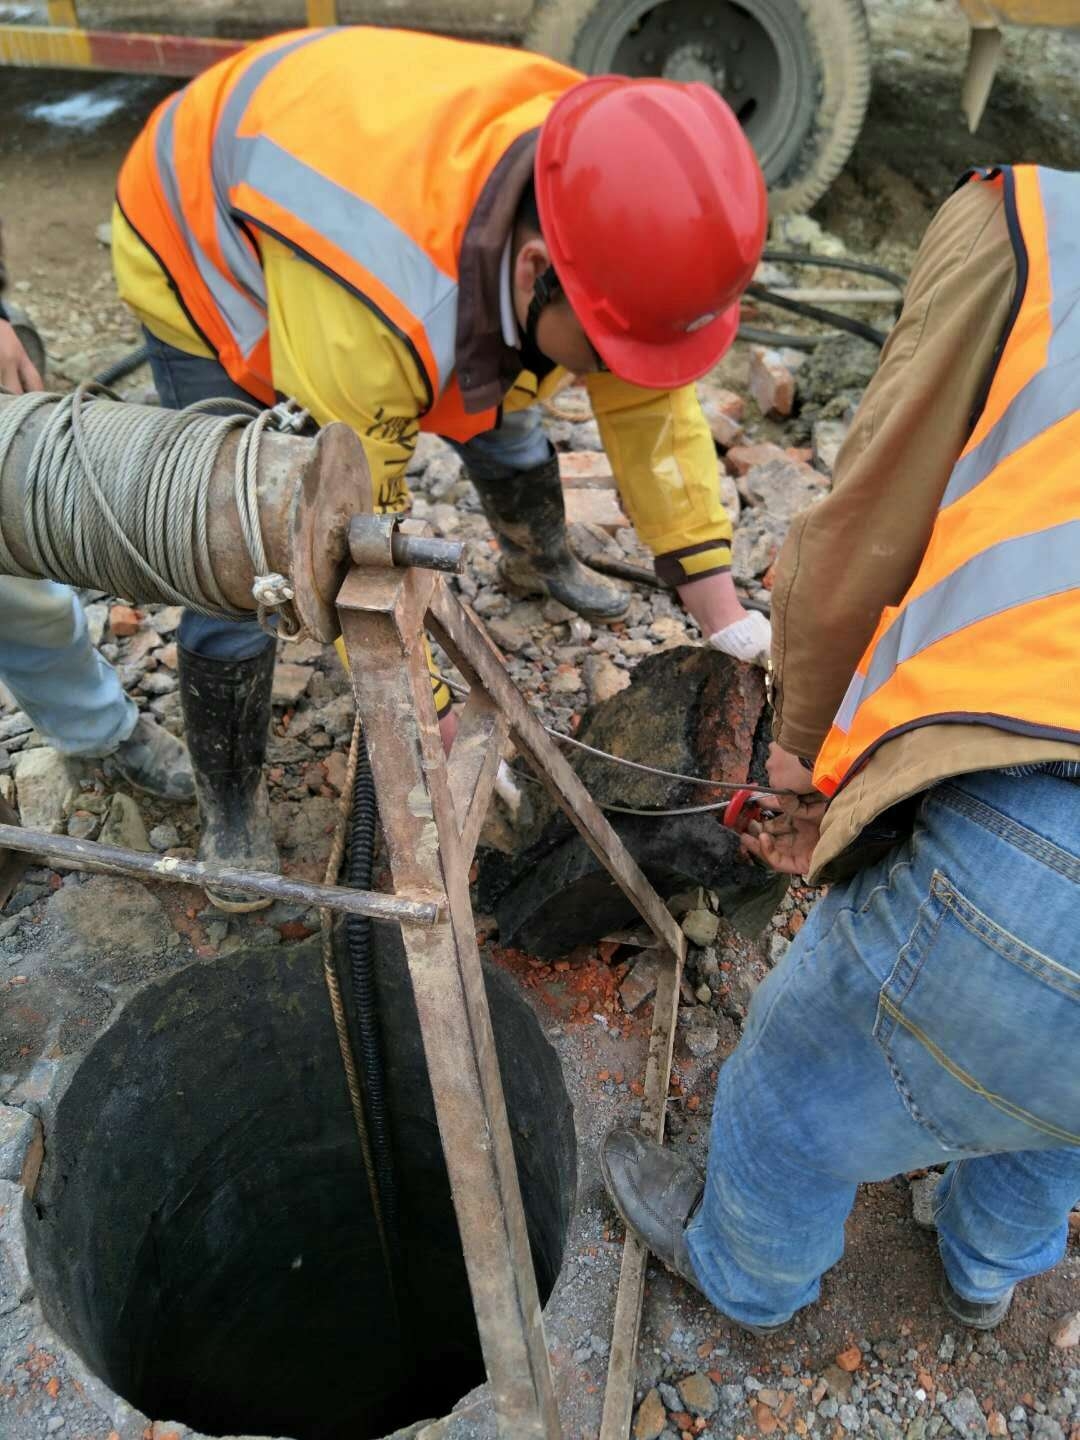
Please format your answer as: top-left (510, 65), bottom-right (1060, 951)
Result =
top-left (518, 264), bottom-right (561, 379)
top-left (519, 263), bottom-right (609, 377)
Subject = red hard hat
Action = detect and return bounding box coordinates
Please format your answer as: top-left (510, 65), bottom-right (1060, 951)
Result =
top-left (535, 76), bottom-right (768, 390)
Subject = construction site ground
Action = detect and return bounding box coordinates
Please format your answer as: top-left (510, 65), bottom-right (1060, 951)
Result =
top-left (1, 2), bottom-right (1080, 1438)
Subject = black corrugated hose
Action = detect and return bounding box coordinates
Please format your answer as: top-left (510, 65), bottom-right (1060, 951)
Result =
top-left (92, 343), bottom-right (150, 389)
top-left (345, 732), bottom-right (399, 1256)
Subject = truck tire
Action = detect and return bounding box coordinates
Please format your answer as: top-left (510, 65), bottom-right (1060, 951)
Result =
top-left (524, 0), bottom-right (871, 213)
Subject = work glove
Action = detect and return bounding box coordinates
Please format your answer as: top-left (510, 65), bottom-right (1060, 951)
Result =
top-left (707, 609), bottom-right (772, 669)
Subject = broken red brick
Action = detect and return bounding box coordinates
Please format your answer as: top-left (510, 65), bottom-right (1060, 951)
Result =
top-left (558, 450), bottom-right (614, 487)
top-left (278, 920), bottom-right (316, 942)
top-left (749, 346), bottom-right (796, 418)
top-left (109, 604), bottom-right (143, 638)
top-left (698, 385), bottom-right (746, 448)
top-left (836, 1346), bottom-right (862, 1372)
top-left (564, 488), bottom-right (628, 532)
top-left (726, 441), bottom-right (789, 476)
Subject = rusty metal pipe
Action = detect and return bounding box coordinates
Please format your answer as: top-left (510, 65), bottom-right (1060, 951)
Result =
top-left (0, 823), bottom-right (442, 924)
top-left (0, 394), bottom-right (373, 641)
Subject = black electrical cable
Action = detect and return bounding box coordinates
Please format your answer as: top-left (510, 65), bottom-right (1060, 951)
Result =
top-left (737, 324), bottom-right (820, 351)
top-left (762, 247), bottom-right (908, 290)
top-left (92, 343), bottom-right (150, 389)
top-left (746, 282), bottom-right (888, 348)
top-left (345, 733), bottom-right (399, 1257)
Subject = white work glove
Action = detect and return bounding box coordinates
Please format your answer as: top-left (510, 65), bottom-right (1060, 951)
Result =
top-left (707, 610), bottom-right (772, 669)
top-left (494, 758), bottom-right (523, 819)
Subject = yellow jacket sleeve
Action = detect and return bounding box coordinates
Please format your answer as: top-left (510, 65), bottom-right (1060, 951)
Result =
top-left (261, 236), bottom-right (430, 516)
top-left (584, 373), bottom-right (732, 585)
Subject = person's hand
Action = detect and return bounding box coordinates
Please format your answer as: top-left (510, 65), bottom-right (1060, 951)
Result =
top-left (765, 742), bottom-right (817, 796)
top-left (0, 319), bottom-right (44, 394)
top-left (739, 795), bottom-right (826, 876)
top-left (740, 745), bottom-right (827, 876)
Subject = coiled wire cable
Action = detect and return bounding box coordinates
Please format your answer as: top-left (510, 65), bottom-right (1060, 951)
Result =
top-left (0, 383), bottom-right (302, 635)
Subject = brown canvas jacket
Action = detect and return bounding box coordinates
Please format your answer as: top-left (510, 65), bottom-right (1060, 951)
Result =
top-left (769, 177), bottom-right (1080, 882)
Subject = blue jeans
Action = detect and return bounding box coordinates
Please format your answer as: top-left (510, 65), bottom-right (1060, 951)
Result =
top-left (0, 576), bottom-right (137, 757)
top-left (686, 768), bottom-right (1080, 1329)
top-left (143, 330), bottom-right (272, 662)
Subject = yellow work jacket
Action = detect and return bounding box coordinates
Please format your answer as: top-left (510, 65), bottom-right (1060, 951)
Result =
top-left (112, 27), bottom-right (732, 588)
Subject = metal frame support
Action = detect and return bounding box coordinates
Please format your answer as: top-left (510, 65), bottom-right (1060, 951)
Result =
top-left (337, 562), bottom-right (685, 1437)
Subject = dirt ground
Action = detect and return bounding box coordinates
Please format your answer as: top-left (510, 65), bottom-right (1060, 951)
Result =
top-left (2, 5), bottom-right (1080, 1438)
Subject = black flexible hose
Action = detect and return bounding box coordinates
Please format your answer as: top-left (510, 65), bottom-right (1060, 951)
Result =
top-left (92, 343), bottom-right (150, 388)
top-left (761, 247), bottom-right (909, 291)
top-left (737, 324), bottom-right (820, 351)
top-left (746, 283), bottom-right (888, 348)
top-left (345, 734), bottom-right (399, 1254)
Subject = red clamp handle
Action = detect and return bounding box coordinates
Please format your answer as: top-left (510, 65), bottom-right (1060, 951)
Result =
top-left (722, 787), bottom-right (763, 833)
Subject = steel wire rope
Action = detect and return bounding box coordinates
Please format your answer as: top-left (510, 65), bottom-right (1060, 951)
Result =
top-left (0, 384), bottom-right (303, 635)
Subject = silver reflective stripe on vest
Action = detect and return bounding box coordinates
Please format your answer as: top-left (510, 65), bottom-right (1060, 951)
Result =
top-left (155, 95), bottom-right (268, 360)
top-left (223, 134), bottom-right (459, 393)
top-left (831, 518), bottom-right (1080, 734)
top-left (942, 167), bottom-right (1080, 509)
top-left (210, 28), bottom-right (331, 309)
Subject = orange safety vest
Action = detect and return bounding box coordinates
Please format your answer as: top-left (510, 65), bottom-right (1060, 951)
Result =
top-left (115, 26), bottom-right (580, 440)
top-left (814, 164), bottom-right (1080, 799)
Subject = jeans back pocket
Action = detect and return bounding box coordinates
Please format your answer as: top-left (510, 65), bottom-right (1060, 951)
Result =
top-left (873, 869), bottom-right (1080, 1154)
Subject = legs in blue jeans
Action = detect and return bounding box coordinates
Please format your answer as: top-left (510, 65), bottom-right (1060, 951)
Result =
top-left (445, 406), bottom-right (554, 479)
top-left (142, 329), bottom-right (272, 661)
top-left (0, 576), bottom-right (136, 756)
top-left (685, 769), bottom-right (1080, 1328)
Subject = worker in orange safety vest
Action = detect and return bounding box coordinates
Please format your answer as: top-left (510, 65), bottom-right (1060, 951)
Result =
top-left (112, 26), bottom-right (769, 909)
top-left (602, 164), bottom-right (1080, 1338)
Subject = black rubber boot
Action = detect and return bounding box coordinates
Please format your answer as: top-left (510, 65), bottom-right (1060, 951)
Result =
top-left (178, 642), bottom-right (279, 913)
top-left (468, 454), bottom-right (630, 623)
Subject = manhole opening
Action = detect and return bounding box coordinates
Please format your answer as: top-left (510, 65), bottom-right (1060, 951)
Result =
top-left (27, 935), bottom-right (576, 1440)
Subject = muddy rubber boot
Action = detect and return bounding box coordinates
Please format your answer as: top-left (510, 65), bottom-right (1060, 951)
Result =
top-left (108, 714), bottom-right (195, 802)
top-left (178, 642), bottom-right (279, 914)
top-left (468, 455), bottom-right (630, 623)
top-left (601, 1128), bottom-right (788, 1336)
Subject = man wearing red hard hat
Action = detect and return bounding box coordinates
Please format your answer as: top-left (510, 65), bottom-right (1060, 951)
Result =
top-left (113, 26), bottom-right (768, 902)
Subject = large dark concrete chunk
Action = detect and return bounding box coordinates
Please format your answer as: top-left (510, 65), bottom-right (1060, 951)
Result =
top-left (486, 646), bottom-right (787, 958)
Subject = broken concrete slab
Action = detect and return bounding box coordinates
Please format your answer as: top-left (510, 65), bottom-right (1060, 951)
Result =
top-left (99, 793), bottom-right (152, 852)
top-left (13, 747), bottom-right (77, 834)
top-left (272, 661), bottom-right (312, 706)
top-left (0, 1106), bottom-right (37, 1184)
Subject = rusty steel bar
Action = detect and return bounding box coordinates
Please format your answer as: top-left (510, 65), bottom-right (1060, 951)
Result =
top-left (0, 823), bottom-right (442, 925)
top-left (348, 514), bottom-right (465, 575)
top-left (337, 564), bottom-right (562, 1439)
top-left (0, 395), bottom-right (369, 641)
top-left (391, 530), bottom-right (466, 575)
